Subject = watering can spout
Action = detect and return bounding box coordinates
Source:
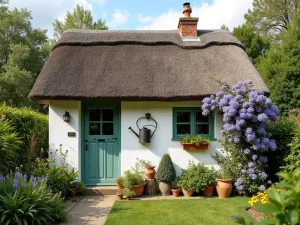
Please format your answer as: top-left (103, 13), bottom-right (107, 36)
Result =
top-left (128, 126), bottom-right (139, 138)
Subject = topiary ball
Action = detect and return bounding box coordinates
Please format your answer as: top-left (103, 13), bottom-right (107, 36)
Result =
top-left (156, 154), bottom-right (176, 182)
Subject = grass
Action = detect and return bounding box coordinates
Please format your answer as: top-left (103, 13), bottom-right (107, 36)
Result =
top-left (105, 197), bottom-right (251, 225)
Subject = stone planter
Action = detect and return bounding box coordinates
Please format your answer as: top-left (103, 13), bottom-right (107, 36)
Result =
top-left (159, 181), bottom-right (172, 195)
top-left (216, 178), bottom-right (233, 198)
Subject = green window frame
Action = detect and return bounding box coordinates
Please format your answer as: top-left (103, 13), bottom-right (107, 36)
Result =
top-left (172, 107), bottom-right (215, 140)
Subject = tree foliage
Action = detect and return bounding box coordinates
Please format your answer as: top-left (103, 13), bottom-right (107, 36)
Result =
top-left (233, 24), bottom-right (269, 64)
top-left (245, 0), bottom-right (300, 37)
top-left (257, 11), bottom-right (300, 114)
top-left (53, 4), bottom-right (108, 40)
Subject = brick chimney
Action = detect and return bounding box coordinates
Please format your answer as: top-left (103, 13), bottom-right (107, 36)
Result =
top-left (178, 2), bottom-right (199, 39)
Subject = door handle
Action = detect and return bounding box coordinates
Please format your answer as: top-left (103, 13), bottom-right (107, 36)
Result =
top-left (85, 140), bottom-right (88, 151)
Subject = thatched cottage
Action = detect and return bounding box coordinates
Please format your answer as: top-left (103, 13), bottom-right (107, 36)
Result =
top-left (29, 3), bottom-right (268, 185)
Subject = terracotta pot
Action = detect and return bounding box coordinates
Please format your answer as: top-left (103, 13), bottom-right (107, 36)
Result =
top-left (70, 188), bottom-right (77, 197)
top-left (171, 188), bottom-right (180, 197)
top-left (204, 185), bottom-right (215, 197)
top-left (116, 194), bottom-right (123, 200)
top-left (131, 183), bottom-right (145, 197)
top-left (216, 178), bottom-right (233, 198)
top-left (145, 165), bottom-right (156, 179)
top-left (117, 182), bottom-right (123, 190)
top-left (159, 181), bottom-right (172, 196)
top-left (181, 143), bottom-right (209, 151)
top-left (182, 188), bottom-right (193, 197)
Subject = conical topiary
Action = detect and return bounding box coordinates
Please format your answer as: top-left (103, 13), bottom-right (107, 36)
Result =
top-left (156, 154), bottom-right (176, 182)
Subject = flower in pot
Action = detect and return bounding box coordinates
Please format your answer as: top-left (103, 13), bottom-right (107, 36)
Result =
top-left (215, 170), bottom-right (233, 198)
top-left (171, 188), bottom-right (180, 197)
top-left (119, 188), bottom-right (135, 200)
top-left (116, 190), bottom-right (123, 200)
top-left (70, 181), bottom-right (86, 195)
top-left (156, 154), bottom-right (176, 196)
top-left (180, 135), bottom-right (211, 151)
top-left (116, 176), bottom-right (124, 189)
top-left (203, 167), bottom-right (217, 197)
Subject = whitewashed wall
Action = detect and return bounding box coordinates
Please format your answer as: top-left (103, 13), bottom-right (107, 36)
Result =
top-left (121, 101), bottom-right (223, 176)
top-left (49, 100), bottom-right (81, 180)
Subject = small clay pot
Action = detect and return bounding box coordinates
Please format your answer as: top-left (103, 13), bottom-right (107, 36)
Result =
top-left (70, 188), bottom-right (77, 197)
top-left (216, 178), bottom-right (233, 198)
top-left (204, 185), bottom-right (215, 197)
top-left (182, 188), bottom-right (193, 197)
top-left (171, 188), bottom-right (180, 197)
top-left (116, 194), bottom-right (123, 200)
top-left (145, 165), bottom-right (156, 179)
top-left (117, 182), bottom-right (123, 190)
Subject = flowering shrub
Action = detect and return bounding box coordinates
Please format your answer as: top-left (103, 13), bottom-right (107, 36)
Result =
top-left (202, 80), bottom-right (280, 193)
top-left (0, 171), bottom-right (68, 224)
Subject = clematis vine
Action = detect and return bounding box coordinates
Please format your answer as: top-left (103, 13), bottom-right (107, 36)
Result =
top-left (201, 80), bottom-right (280, 194)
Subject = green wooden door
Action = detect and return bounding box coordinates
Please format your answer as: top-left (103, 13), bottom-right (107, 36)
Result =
top-left (83, 102), bottom-right (120, 185)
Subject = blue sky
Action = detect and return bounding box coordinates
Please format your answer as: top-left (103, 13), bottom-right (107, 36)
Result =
top-left (9, 0), bottom-right (253, 37)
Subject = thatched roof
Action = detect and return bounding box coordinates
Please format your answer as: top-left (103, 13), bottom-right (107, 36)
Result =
top-left (29, 30), bottom-right (269, 103)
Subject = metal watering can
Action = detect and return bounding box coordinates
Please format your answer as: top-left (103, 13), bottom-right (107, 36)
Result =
top-left (128, 113), bottom-right (157, 144)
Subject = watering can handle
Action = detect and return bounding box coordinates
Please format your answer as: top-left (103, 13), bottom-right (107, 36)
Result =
top-left (136, 116), bottom-right (158, 138)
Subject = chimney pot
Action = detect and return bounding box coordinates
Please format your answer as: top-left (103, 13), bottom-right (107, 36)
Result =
top-left (183, 2), bottom-right (192, 17)
top-left (178, 3), bottom-right (199, 39)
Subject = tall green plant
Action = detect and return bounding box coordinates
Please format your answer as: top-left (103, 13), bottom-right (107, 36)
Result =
top-left (156, 154), bottom-right (176, 182)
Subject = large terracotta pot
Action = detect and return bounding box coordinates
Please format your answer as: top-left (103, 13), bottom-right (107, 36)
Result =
top-left (145, 165), bottom-right (156, 179)
top-left (182, 188), bottom-right (193, 197)
top-left (131, 184), bottom-right (145, 198)
top-left (159, 181), bottom-right (172, 195)
top-left (216, 178), bottom-right (233, 198)
top-left (171, 188), bottom-right (180, 197)
top-left (204, 185), bottom-right (214, 197)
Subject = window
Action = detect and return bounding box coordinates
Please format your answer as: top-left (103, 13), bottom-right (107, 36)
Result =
top-left (89, 109), bottom-right (114, 135)
top-left (172, 107), bottom-right (214, 140)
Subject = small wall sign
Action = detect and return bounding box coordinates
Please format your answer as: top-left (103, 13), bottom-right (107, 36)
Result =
top-left (68, 132), bottom-right (76, 137)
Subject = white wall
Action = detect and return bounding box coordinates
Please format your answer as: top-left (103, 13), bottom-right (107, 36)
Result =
top-left (121, 101), bottom-right (223, 176)
top-left (49, 101), bottom-right (81, 180)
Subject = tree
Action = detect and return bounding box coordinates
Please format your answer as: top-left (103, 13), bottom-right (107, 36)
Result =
top-left (257, 11), bottom-right (300, 114)
top-left (233, 24), bottom-right (270, 64)
top-left (221, 24), bottom-right (230, 31)
top-left (53, 5), bottom-right (108, 40)
top-left (0, 0), bottom-right (49, 108)
top-left (245, 0), bottom-right (300, 37)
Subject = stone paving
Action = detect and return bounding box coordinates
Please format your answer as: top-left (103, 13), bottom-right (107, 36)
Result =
top-left (60, 195), bottom-right (116, 225)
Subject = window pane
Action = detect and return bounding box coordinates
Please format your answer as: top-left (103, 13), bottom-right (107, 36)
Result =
top-left (90, 123), bottom-right (100, 135)
top-left (89, 109), bottom-right (101, 121)
top-left (103, 123), bottom-right (114, 135)
top-left (177, 124), bottom-right (191, 135)
top-left (103, 109), bottom-right (114, 121)
top-left (196, 124), bottom-right (209, 135)
top-left (196, 112), bottom-right (209, 122)
top-left (176, 112), bottom-right (191, 122)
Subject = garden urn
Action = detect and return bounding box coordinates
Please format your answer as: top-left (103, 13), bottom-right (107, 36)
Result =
top-left (216, 179), bottom-right (233, 198)
top-left (182, 189), bottom-right (193, 197)
top-left (145, 165), bottom-right (156, 179)
top-left (159, 181), bottom-right (172, 195)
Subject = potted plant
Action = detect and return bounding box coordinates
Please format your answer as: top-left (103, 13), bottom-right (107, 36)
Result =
top-left (116, 190), bottom-right (123, 200)
top-left (70, 181), bottom-right (86, 196)
top-left (180, 135), bottom-right (211, 151)
top-left (119, 188), bottom-right (135, 200)
top-left (215, 170), bottom-right (233, 198)
top-left (122, 170), bottom-right (145, 197)
top-left (171, 188), bottom-right (180, 197)
top-left (116, 177), bottom-right (124, 189)
top-left (156, 154), bottom-right (176, 195)
top-left (145, 165), bottom-right (156, 179)
top-left (203, 167), bottom-right (217, 197)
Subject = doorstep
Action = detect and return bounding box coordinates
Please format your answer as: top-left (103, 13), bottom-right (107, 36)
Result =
top-left (83, 186), bottom-right (118, 195)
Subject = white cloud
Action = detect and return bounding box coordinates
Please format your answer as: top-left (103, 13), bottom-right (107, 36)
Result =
top-left (107, 9), bottom-right (130, 29)
top-left (9, 0), bottom-right (93, 37)
top-left (138, 14), bottom-right (154, 24)
top-left (137, 0), bottom-right (253, 30)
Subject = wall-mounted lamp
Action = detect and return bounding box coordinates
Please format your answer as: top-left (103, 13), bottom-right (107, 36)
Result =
top-left (63, 111), bottom-right (71, 122)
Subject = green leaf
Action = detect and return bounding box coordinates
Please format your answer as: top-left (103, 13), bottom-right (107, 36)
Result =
top-left (232, 215), bottom-right (246, 224)
top-left (255, 204), bottom-right (281, 214)
top-left (256, 217), bottom-right (279, 225)
top-left (287, 210), bottom-right (299, 225)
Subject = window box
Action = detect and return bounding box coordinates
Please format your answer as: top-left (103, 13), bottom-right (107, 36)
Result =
top-left (181, 143), bottom-right (209, 151)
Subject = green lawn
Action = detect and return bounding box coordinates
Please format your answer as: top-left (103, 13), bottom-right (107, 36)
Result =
top-left (105, 197), bottom-right (251, 225)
